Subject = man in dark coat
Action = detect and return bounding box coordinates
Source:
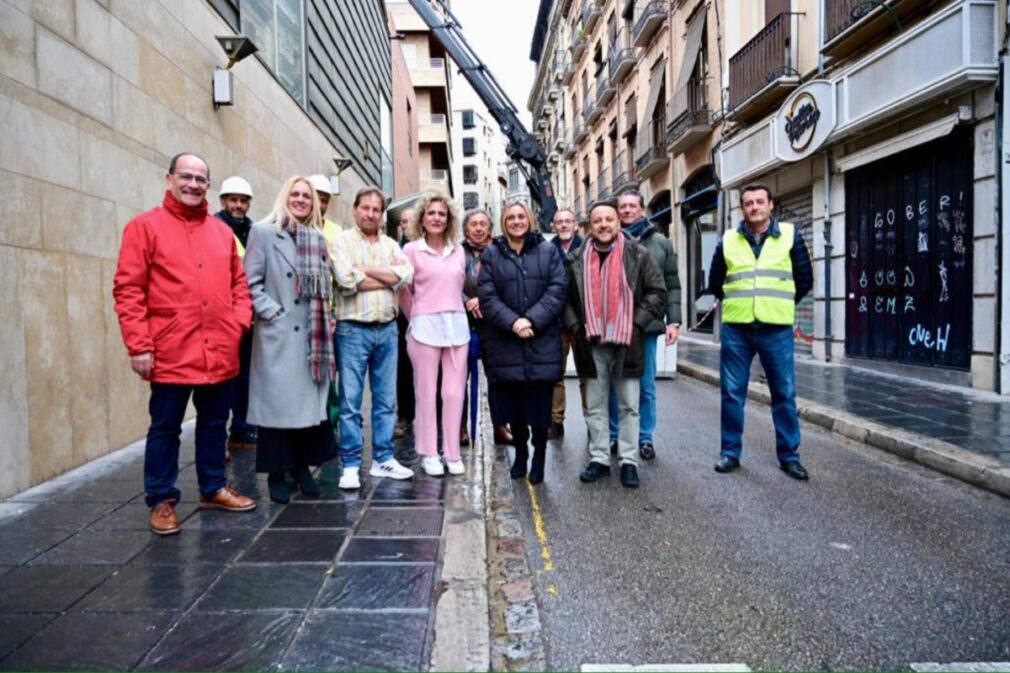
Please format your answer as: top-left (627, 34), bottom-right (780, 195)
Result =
top-left (548, 207), bottom-right (585, 439)
top-left (564, 200), bottom-right (666, 488)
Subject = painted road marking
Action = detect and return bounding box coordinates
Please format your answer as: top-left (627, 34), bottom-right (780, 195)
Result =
top-left (582, 664), bottom-right (752, 672)
top-left (525, 479), bottom-right (557, 595)
top-left (912, 664), bottom-right (1010, 672)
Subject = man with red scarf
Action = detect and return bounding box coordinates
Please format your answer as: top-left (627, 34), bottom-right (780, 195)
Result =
top-left (114, 152), bottom-right (257, 536)
top-left (563, 200), bottom-right (666, 488)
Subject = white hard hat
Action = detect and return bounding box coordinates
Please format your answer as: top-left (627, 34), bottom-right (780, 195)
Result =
top-left (307, 174), bottom-right (332, 195)
top-left (220, 176), bottom-right (253, 198)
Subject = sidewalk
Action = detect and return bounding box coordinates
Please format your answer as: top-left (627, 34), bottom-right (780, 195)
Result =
top-left (0, 418), bottom-right (489, 671)
top-left (676, 336), bottom-right (1010, 497)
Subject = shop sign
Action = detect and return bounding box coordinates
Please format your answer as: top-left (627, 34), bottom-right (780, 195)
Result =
top-left (774, 80), bottom-right (836, 162)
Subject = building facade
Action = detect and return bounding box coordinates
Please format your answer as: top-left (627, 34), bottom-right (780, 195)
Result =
top-left (531, 0), bottom-right (1008, 394)
top-left (452, 107), bottom-right (505, 223)
top-left (389, 0), bottom-right (456, 197)
top-left (0, 0), bottom-right (392, 498)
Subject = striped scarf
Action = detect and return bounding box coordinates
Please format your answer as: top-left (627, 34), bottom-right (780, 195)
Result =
top-left (583, 233), bottom-right (633, 346)
top-left (285, 218), bottom-right (335, 383)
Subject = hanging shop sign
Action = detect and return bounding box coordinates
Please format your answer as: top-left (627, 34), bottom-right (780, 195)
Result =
top-left (774, 80), bottom-right (836, 162)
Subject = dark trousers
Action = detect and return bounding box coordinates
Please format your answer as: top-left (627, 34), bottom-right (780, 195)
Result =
top-left (229, 329), bottom-right (255, 437)
top-left (144, 381), bottom-right (231, 507)
top-left (396, 312), bottom-right (415, 422)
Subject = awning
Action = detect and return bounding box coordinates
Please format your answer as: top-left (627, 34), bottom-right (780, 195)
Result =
top-left (638, 59), bottom-right (666, 132)
top-left (834, 112), bottom-right (964, 172)
top-left (670, 9), bottom-right (707, 120)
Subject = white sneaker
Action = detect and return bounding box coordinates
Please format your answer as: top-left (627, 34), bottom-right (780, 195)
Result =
top-left (369, 458), bottom-right (414, 480)
top-left (338, 466), bottom-right (360, 490)
top-left (420, 456), bottom-right (445, 477)
top-left (446, 460), bottom-right (465, 476)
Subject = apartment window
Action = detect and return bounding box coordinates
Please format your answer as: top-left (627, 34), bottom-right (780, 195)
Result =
top-left (462, 109), bottom-right (475, 129)
top-left (463, 137), bottom-right (476, 157)
top-left (464, 165), bottom-right (478, 184)
top-left (241, 0), bottom-right (305, 105)
top-left (509, 167), bottom-right (521, 191)
top-left (463, 192), bottom-right (480, 209)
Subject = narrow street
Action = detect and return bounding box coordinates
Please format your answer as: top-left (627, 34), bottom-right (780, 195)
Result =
top-left (506, 376), bottom-right (1010, 671)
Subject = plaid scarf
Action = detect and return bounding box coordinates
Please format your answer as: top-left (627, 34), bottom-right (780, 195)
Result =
top-left (284, 218), bottom-right (335, 383)
top-left (583, 233), bottom-right (633, 346)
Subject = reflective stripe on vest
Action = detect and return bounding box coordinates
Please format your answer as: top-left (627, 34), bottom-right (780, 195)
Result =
top-left (234, 235), bottom-right (246, 258)
top-left (721, 222), bottom-right (796, 325)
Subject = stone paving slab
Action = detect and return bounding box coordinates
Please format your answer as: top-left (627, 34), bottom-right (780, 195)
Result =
top-left (0, 420), bottom-right (477, 671)
top-left (676, 338), bottom-right (1010, 497)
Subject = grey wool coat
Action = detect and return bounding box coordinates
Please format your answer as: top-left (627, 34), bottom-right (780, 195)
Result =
top-left (244, 222), bottom-right (330, 429)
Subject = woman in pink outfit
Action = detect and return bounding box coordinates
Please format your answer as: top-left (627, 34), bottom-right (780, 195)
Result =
top-left (400, 192), bottom-right (470, 476)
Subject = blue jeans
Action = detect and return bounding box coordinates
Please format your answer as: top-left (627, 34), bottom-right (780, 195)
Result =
top-left (337, 320), bottom-right (398, 467)
top-left (609, 336), bottom-right (657, 444)
top-left (145, 381), bottom-right (231, 507)
top-left (720, 323), bottom-right (801, 464)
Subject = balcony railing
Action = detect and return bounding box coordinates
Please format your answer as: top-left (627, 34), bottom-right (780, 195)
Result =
top-left (727, 12), bottom-right (797, 118)
top-left (598, 167), bottom-right (611, 200)
top-left (420, 113), bottom-right (446, 126)
top-left (633, 0), bottom-right (668, 48)
top-left (572, 28), bottom-right (588, 61)
top-left (823, 0), bottom-right (931, 57)
top-left (582, 0), bottom-right (602, 33)
top-left (609, 29), bottom-right (638, 84)
top-left (611, 150), bottom-right (639, 192)
top-left (585, 96), bottom-right (602, 125)
top-left (553, 123), bottom-right (567, 150)
top-left (666, 77), bottom-right (711, 153)
top-left (635, 117), bottom-right (667, 179)
top-left (574, 194), bottom-right (587, 223)
top-left (574, 119), bottom-right (589, 144)
top-left (596, 66), bottom-right (616, 107)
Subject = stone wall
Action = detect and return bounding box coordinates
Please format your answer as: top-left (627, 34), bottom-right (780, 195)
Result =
top-left (0, 0), bottom-right (372, 498)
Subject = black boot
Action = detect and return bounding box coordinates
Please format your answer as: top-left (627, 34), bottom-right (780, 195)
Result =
top-left (268, 472), bottom-right (290, 504)
top-left (510, 445), bottom-right (528, 479)
top-left (528, 445), bottom-right (546, 485)
top-left (294, 465), bottom-right (320, 497)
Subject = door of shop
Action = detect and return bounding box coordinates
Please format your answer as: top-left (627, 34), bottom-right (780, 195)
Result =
top-left (776, 190), bottom-right (814, 353)
top-left (844, 130), bottom-right (972, 369)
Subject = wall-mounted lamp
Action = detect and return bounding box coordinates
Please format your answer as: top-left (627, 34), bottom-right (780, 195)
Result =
top-left (213, 35), bottom-right (258, 109)
top-left (330, 156), bottom-right (353, 195)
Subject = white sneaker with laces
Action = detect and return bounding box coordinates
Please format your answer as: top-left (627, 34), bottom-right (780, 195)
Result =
top-left (338, 466), bottom-right (360, 490)
top-left (421, 456), bottom-right (445, 477)
top-left (446, 460), bottom-right (465, 476)
top-left (369, 458), bottom-right (414, 480)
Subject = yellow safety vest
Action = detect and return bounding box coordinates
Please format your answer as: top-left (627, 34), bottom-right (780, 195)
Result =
top-left (234, 235), bottom-right (245, 258)
top-left (721, 222), bottom-right (796, 325)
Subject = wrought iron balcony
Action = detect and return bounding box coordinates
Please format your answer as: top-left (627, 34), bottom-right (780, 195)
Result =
top-left (666, 77), bottom-right (712, 153)
top-left (582, 0), bottom-right (602, 33)
top-left (572, 28), bottom-right (588, 62)
top-left (633, 0), bottom-right (668, 48)
top-left (553, 123), bottom-right (567, 151)
top-left (597, 167), bottom-right (611, 200)
top-left (635, 117), bottom-right (668, 179)
top-left (609, 31), bottom-right (638, 84)
top-left (574, 194), bottom-right (587, 223)
top-left (585, 96), bottom-right (602, 125)
top-left (822, 0), bottom-right (934, 58)
top-left (611, 150), bottom-right (640, 193)
top-left (727, 12), bottom-right (799, 122)
top-left (596, 66), bottom-right (616, 107)
top-left (574, 119), bottom-right (589, 144)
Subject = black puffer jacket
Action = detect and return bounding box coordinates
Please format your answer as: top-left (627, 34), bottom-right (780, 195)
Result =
top-left (477, 232), bottom-right (567, 383)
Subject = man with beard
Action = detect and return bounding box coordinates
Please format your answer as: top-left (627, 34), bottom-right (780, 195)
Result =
top-left (548, 208), bottom-right (585, 439)
top-left (215, 176), bottom-right (257, 454)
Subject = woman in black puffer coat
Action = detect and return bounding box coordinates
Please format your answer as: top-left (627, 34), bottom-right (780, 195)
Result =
top-left (478, 201), bottom-right (567, 485)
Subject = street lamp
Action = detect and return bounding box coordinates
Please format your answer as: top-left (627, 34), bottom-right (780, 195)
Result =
top-left (212, 35), bottom-right (258, 109)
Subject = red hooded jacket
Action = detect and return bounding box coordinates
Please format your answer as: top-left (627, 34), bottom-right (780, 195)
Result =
top-left (113, 191), bottom-right (253, 385)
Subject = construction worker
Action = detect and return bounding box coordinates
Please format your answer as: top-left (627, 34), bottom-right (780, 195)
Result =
top-left (214, 176), bottom-right (257, 454)
top-left (308, 174), bottom-right (342, 244)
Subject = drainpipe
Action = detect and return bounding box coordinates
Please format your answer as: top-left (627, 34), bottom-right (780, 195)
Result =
top-left (822, 151), bottom-right (833, 362)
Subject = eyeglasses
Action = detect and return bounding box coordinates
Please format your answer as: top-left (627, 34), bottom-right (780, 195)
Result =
top-left (173, 172), bottom-right (210, 186)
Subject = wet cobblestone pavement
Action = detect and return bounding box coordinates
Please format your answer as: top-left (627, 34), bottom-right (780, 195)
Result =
top-left (0, 433), bottom-right (448, 671)
top-left (677, 339), bottom-right (1010, 463)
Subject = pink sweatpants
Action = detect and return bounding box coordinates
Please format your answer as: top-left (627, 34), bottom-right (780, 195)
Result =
top-left (406, 335), bottom-right (468, 461)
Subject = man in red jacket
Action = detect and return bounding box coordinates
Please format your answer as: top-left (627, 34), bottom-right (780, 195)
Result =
top-left (113, 152), bottom-right (257, 535)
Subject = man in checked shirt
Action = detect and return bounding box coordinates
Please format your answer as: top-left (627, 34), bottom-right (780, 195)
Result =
top-left (329, 186), bottom-right (415, 490)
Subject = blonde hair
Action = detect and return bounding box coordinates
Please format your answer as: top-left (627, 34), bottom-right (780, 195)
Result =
top-left (262, 176), bottom-right (323, 231)
top-left (500, 201), bottom-right (536, 240)
top-left (407, 191), bottom-right (461, 243)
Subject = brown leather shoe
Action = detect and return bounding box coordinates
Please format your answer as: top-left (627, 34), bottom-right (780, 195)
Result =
top-left (150, 500), bottom-right (180, 535)
top-left (494, 425), bottom-right (513, 445)
top-left (199, 485), bottom-right (257, 512)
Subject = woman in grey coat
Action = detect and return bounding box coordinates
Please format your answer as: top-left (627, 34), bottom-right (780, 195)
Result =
top-left (244, 176), bottom-right (337, 503)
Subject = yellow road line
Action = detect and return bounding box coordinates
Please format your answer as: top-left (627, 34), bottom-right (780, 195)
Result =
top-left (525, 480), bottom-right (557, 595)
